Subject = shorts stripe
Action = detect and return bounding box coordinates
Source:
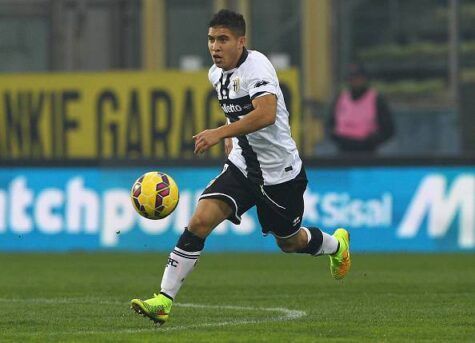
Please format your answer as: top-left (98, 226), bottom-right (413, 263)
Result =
top-left (259, 185), bottom-right (286, 210)
top-left (199, 192), bottom-right (242, 224)
top-left (267, 228), bottom-right (301, 239)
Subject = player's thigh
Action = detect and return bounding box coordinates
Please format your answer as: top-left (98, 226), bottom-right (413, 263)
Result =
top-left (199, 162), bottom-right (256, 226)
top-left (256, 192), bottom-right (304, 239)
top-left (257, 169), bottom-right (307, 238)
top-left (188, 198), bottom-right (233, 238)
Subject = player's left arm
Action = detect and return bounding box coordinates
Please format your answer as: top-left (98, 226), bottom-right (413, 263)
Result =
top-left (193, 94), bottom-right (276, 154)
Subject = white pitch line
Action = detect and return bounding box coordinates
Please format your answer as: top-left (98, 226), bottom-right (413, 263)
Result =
top-left (0, 297), bottom-right (306, 335)
top-left (0, 297), bottom-right (124, 305)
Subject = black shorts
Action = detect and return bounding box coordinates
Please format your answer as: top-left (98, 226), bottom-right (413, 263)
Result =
top-left (200, 161), bottom-right (308, 238)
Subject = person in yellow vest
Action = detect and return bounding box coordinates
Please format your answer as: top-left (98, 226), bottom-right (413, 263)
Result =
top-left (328, 63), bottom-right (395, 153)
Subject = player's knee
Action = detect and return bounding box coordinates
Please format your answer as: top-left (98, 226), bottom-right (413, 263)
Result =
top-left (188, 213), bottom-right (213, 237)
top-left (276, 239), bottom-right (299, 253)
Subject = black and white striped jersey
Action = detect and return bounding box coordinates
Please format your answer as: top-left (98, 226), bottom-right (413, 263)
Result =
top-left (209, 48), bottom-right (302, 185)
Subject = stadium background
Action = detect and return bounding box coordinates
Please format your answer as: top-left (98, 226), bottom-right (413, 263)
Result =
top-left (1, 1), bottom-right (474, 341)
top-left (0, 0), bottom-right (473, 253)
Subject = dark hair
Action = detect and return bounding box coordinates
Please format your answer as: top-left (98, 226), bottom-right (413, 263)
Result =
top-left (209, 9), bottom-right (246, 37)
top-left (346, 63), bottom-right (368, 79)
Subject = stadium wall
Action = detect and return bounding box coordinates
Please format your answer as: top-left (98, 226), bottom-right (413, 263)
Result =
top-left (0, 163), bottom-right (473, 253)
top-left (0, 70), bottom-right (301, 160)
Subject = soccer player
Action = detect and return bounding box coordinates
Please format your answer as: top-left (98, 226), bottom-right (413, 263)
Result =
top-left (131, 9), bottom-right (351, 325)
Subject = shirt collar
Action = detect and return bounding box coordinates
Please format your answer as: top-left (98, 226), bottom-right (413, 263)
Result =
top-left (222, 48), bottom-right (248, 74)
top-left (236, 47), bottom-right (248, 68)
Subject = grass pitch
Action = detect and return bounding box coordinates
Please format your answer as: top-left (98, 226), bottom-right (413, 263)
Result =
top-left (1, 252), bottom-right (474, 342)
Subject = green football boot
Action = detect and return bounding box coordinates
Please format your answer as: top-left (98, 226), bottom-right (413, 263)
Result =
top-left (329, 228), bottom-right (351, 280)
top-left (130, 293), bottom-right (173, 325)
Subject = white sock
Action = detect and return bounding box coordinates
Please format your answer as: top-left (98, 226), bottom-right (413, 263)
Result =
top-left (316, 232), bottom-right (339, 255)
top-left (301, 227), bottom-right (312, 244)
top-left (160, 247), bottom-right (200, 299)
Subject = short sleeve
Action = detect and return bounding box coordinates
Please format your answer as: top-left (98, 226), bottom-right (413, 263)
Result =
top-left (245, 60), bottom-right (279, 100)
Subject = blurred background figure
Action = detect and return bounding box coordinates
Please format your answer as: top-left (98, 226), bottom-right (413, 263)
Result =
top-left (327, 63), bottom-right (395, 154)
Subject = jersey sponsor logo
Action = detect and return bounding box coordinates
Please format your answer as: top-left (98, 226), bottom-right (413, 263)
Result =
top-left (221, 103), bottom-right (243, 113)
top-left (219, 96), bottom-right (254, 118)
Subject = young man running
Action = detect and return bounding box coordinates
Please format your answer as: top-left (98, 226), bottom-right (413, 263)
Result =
top-left (131, 9), bottom-right (351, 326)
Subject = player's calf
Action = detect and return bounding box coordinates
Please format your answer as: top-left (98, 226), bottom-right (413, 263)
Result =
top-left (275, 229), bottom-right (308, 253)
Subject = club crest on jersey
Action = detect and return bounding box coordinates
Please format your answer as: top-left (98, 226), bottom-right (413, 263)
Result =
top-left (232, 77), bottom-right (240, 92)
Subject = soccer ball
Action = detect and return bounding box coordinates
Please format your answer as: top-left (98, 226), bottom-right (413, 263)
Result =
top-left (130, 171), bottom-right (179, 220)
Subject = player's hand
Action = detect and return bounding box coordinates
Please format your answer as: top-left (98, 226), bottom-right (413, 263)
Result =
top-left (193, 129), bottom-right (222, 154)
top-left (224, 138), bottom-right (233, 156)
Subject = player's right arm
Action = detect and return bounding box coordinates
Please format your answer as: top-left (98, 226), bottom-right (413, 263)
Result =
top-left (217, 93), bottom-right (277, 138)
top-left (193, 95), bottom-right (276, 154)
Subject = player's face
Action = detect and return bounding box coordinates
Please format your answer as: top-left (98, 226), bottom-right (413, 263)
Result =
top-left (348, 75), bottom-right (368, 91)
top-left (208, 26), bottom-right (245, 71)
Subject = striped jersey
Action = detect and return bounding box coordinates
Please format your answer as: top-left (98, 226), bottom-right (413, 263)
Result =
top-left (208, 48), bottom-right (302, 185)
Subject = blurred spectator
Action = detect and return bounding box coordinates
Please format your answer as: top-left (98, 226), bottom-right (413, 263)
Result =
top-left (328, 63), bottom-right (395, 153)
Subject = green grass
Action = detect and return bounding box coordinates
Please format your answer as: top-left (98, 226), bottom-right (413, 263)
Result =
top-left (1, 253), bottom-right (474, 342)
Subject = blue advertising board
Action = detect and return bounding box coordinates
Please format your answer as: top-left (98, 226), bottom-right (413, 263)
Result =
top-left (0, 166), bottom-right (473, 252)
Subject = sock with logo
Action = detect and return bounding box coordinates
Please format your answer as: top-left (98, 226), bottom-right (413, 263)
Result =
top-left (298, 227), bottom-right (339, 256)
top-left (160, 228), bottom-right (205, 299)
